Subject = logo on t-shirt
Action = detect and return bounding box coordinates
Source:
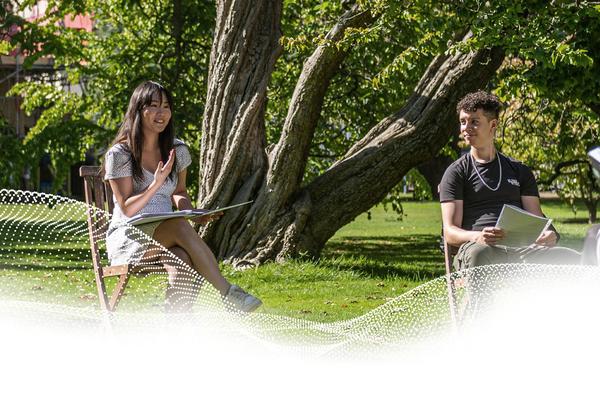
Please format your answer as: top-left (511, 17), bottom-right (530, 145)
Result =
top-left (507, 178), bottom-right (520, 187)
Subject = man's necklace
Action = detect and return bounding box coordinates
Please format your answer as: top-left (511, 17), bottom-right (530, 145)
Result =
top-left (470, 152), bottom-right (502, 191)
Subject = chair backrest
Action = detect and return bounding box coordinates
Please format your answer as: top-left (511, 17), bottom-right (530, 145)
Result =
top-left (442, 229), bottom-right (459, 274)
top-left (79, 165), bottom-right (114, 214)
top-left (438, 184), bottom-right (459, 273)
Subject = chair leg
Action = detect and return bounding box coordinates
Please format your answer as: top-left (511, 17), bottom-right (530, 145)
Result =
top-left (448, 273), bottom-right (474, 327)
top-left (108, 273), bottom-right (131, 311)
top-left (444, 239), bottom-right (460, 327)
top-left (446, 274), bottom-right (459, 327)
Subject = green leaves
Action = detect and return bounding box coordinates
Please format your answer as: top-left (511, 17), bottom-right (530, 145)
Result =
top-left (4, 0), bottom-right (214, 195)
top-left (551, 44), bottom-right (593, 67)
top-left (7, 81), bottom-right (100, 153)
top-left (0, 41), bottom-right (15, 54)
top-left (268, 0), bottom-right (464, 186)
top-left (0, 118), bottom-right (25, 189)
top-left (6, 0), bottom-right (600, 206)
top-left (497, 83), bottom-right (600, 221)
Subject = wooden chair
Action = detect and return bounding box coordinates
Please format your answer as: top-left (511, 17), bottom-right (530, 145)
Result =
top-left (81, 166), bottom-right (206, 312)
top-left (438, 184), bottom-right (466, 324)
top-left (443, 231), bottom-right (458, 275)
top-left (80, 165), bottom-right (133, 311)
top-left (442, 228), bottom-right (461, 324)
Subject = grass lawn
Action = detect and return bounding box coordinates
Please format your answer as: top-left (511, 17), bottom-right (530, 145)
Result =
top-left (0, 198), bottom-right (595, 322)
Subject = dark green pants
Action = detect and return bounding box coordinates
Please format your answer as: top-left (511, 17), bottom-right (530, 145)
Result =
top-left (453, 241), bottom-right (581, 271)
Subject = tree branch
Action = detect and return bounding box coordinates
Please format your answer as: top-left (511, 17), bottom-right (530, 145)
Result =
top-left (587, 101), bottom-right (600, 117)
top-left (265, 5), bottom-right (375, 206)
top-left (537, 159), bottom-right (589, 186)
top-left (301, 41), bottom-right (505, 249)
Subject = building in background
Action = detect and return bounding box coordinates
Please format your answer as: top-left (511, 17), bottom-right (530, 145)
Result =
top-left (1, 1), bottom-right (93, 195)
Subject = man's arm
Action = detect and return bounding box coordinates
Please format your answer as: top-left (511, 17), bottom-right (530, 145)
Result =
top-left (520, 195), bottom-right (544, 217)
top-left (521, 195), bottom-right (557, 246)
top-left (441, 200), bottom-right (505, 247)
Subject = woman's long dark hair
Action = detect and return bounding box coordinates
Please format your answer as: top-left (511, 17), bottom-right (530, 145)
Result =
top-left (110, 81), bottom-right (176, 182)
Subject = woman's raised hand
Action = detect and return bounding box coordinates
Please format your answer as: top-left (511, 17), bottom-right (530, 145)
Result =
top-left (153, 149), bottom-right (175, 185)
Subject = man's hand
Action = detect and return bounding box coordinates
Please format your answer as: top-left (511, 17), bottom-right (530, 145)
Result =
top-left (535, 230), bottom-right (557, 247)
top-left (192, 211), bottom-right (223, 225)
top-left (476, 227), bottom-right (505, 245)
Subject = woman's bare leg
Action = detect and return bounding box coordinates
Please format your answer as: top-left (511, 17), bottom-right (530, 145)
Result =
top-left (162, 246), bottom-right (200, 312)
top-left (153, 217), bottom-right (230, 295)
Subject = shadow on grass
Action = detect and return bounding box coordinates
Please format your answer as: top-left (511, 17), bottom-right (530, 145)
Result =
top-left (0, 215), bottom-right (92, 271)
top-left (558, 217), bottom-right (591, 224)
top-left (0, 243), bottom-right (90, 271)
top-left (323, 234), bottom-right (446, 280)
top-left (0, 263), bottom-right (89, 271)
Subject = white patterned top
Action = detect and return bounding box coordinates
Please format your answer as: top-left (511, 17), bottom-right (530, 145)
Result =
top-left (103, 139), bottom-right (192, 265)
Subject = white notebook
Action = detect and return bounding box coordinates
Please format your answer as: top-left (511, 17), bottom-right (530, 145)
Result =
top-left (589, 147), bottom-right (600, 177)
top-left (494, 204), bottom-right (552, 247)
top-left (125, 200), bottom-right (253, 226)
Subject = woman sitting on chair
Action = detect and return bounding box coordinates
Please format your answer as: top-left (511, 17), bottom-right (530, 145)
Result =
top-left (104, 81), bottom-right (261, 313)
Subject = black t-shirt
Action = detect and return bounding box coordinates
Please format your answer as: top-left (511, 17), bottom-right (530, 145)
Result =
top-left (439, 152), bottom-right (539, 231)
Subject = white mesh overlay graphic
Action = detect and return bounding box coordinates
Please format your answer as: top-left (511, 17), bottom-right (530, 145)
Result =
top-left (0, 189), bottom-right (595, 355)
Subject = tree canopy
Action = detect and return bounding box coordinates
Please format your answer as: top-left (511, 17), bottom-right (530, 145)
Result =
top-left (3, 0), bottom-right (215, 192)
top-left (2, 0), bottom-right (599, 263)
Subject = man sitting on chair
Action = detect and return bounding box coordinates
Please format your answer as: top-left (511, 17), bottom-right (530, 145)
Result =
top-left (439, 90), bottom-right (579, 270)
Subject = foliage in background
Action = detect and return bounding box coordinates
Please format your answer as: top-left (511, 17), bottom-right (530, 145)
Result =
top-left (454, 0), bottom-right (595, 69)
top-left (490, 4), bottom-right (600, 223)
top-left (0, 117), bottom-right (24, 189)
top-left (3, 0), bottom-right (215, 197)
top-left (498, 87), bottom-right (599, 222)
top-left (374, 168), bottom-right (432, 221)
top-left (498, 2), bottom-right (600, 114)
top-left (268, 0), bottom-right (471, 183)
top-left (3, 0), bottom-right (600, 216)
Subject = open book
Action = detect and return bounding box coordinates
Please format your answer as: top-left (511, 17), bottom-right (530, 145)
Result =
top-left (126, 200), bottom-right (253, 226)
top-left (494, 204), bottom-right (552, 247)
top-left (589, 147), bottom-right (600, 182)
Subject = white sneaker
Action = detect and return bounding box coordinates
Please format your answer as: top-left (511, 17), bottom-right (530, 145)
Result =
top-left (224, 285), bottom-right (262, 313)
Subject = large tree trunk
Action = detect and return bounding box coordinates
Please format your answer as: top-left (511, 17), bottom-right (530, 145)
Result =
top-left (199, 3), bottom-right (373, 262)
top-left (585, 200), bottom-right (597, 224)
top-left (199, 2), bottom-right (504, 267)
top-left (289, 45), bottom-right (505, 261)
top-left (198, 0), bottom-right (282, 250)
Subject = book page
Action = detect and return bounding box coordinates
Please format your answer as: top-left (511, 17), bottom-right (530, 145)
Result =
top-left (126, 200), bottom-right (253, 226)
top-left (494, 204), bottom-right (552, 247)
top-left (589, 147), bottom-right (600, 185)
top-left (589, 146), bottom-right (600, 172)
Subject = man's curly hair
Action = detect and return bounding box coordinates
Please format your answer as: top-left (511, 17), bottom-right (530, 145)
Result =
top-left (456, 90), bottom-right (502, 120)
